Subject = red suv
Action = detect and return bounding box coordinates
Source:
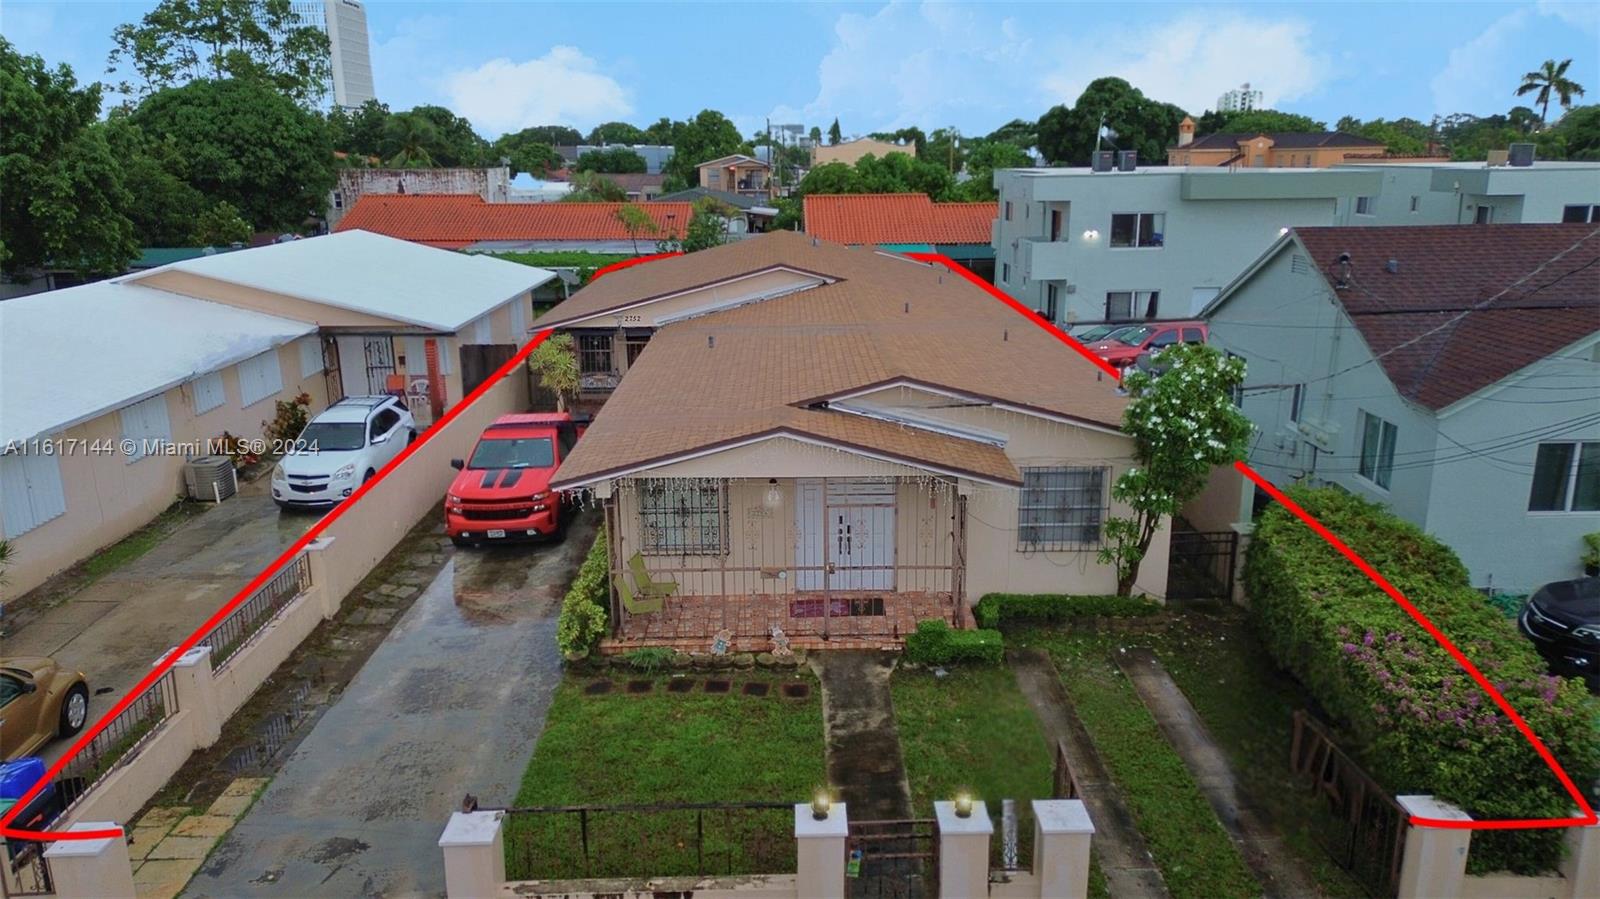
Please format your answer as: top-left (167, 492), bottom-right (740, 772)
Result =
top-left (1086, 321), bottom-right (1208, 368)
top-left (445, 413), bottom-right (588, 546)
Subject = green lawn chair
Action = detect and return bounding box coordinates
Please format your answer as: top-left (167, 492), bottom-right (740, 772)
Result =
top-left (628, 552), bottom-right (678, 598)
top-left (618, 570), bottom-right (662, 615)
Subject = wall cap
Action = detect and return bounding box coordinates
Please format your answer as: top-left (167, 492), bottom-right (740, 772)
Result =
top-left (1033, 799), bottom-right (1094, 835)
top-left (935, 801), bottom-right (994, 836)
top-left (1397, 795), bottom-right (1473, 822)
top-left (44, 822), bottom-right (125, 857)
top-left (437, 810), bottom-right (503, 848)
top-left (794, 802), bottom-right (849, 839)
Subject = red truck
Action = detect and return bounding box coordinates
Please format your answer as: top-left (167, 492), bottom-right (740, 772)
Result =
top-left (444, 412), bottom-right (588, 546)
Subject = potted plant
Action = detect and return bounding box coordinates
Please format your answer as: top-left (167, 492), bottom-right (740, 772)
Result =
top-left (1582, 532), bottom-right (1599, 577)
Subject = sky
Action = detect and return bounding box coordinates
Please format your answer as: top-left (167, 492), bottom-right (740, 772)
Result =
top-left (4, 1), bottom-right (1598, 140)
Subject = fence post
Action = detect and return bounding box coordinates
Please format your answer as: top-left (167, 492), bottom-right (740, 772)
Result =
top-left (164, 645), bottom-right (221, 749)
top-left (1032, 800), bottom-right (1094, 899)
top-left (437, 810), bottom-right (505, 899)
top-left (794, 801), bottom-right (847, 899)
top-left (1562, 817), bottom-right (1599, 899)
top-left (935, 800), bottom-right (993, 899)
top-left (1395, 795), bottom-right (1471, 899)
top-left (42, 822), bottom-right (136, 899)
top-left (303, 538), bottom-right (340, 619)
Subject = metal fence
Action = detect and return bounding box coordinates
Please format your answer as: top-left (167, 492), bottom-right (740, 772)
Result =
top-left (499, 800), bottom-right (795, 882)
top-left (3, 843), bottom-right (53, 897)
top-left (199, 552), bottom-right (313, 670)
top-left (847, 818), bottom-right (938, 899)
top-left (58, 670), bottom-right (180, 807)
top-left (1290, 710), bottom-right (1407, 898)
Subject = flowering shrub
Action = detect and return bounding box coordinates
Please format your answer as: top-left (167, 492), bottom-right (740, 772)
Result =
top-left (1246, 486), bottom-right (1599, 874)
top-left (556, 528), bottom-right (610, 657)
top-left (263, 392), bottom-right (313, 444)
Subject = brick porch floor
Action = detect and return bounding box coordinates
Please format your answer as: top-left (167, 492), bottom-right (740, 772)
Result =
top-left (599, 591), bottom-right (959, 654)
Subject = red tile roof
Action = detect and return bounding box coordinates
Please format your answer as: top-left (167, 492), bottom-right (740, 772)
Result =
top-left (1291, 224), bottom-right (1600, 410)
top-left (334, 194), bottom-right (692, 246)
top-left (803, 194), bottom-right (996, 246)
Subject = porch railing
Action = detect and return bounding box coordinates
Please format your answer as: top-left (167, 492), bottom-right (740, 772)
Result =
top-left (57, 670), bottom-right (180, 814)
top-left (198, 551), bottom-right (313, 670)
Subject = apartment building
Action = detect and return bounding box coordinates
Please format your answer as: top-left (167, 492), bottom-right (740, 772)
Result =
top-left (292, 0), bottom-right (376, 108)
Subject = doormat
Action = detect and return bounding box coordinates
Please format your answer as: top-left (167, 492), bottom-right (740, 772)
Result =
top-left (789, 596), bottom-right (886, 618)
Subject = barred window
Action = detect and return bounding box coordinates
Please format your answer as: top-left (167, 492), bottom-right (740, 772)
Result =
top-left (639, 480), bottom-right (727, 555)
top-left (1017, 467), bottom-right (1106, 550)
top-left (577, 333), bottom-right (613, 375)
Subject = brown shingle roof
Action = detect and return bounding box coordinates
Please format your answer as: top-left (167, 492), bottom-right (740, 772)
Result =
top-left (1291, 224), bottom-right (1600, 410)
top-left (333, 194), bottom-right (692, 245)
top-left (1181, 131), bottom-right (1386, 151)
top-left (803, 194), bottom-right (996, 245)
top-left (547, 232), bottom-right (1128, 487)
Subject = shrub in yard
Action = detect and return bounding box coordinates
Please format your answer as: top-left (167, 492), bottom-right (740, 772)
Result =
top-left (263, 392), bottom-right (313, 444)
top-left (620, 647), bottom-right (675, 673)
top-left (556, 528), bottom-right (610, 657)
top-left (904, 619), bottom-right (1004, 666)
top-left (974, 593), bottom-right (1162, 629)
top-left (1245, 486), bottom-right (1600, 874)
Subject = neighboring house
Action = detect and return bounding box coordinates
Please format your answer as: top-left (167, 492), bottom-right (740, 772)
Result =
top-left (546, 170), bottom-right (667, 201)
top-left (991, 165), bottom-right (1383, 326)
top-left (812, 138), bottom-right (911, 168)
top-left (327, 166), bottom-right (511, 228)
top-left (334, 194), bottom-right (692, 253)
top-left (697, 155), bottom-right (772, 200)
top-left (556, 144), bottom-right (675, 174)
top-left (1330, 160), bottom-right (1600, 225)
top-left (1, 284), bottom-right (324, 596)
top-left (803, 193), bottom-right (997, 281)
top-left (1168, 119), bottom-right (1394, 167)
top-left (656, 187), bottom-right (780, 235)
top-left (1204, 223), bottom-right (1600, 593)
top-left (534, 231), bottom-right (1170, 649)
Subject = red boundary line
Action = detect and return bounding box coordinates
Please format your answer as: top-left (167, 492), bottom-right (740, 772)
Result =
top-left (8, 250), bottom-right (1591, 840)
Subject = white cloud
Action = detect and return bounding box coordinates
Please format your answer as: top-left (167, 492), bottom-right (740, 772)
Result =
top-left (1430, 10), bottom-right (1529, 115)
top-left (1536, 0), bottom-right (1600, 34)
top-left (442, 46), bottom-right (632, 137)
top-left (1042, 14), bottom-right (1333, 114)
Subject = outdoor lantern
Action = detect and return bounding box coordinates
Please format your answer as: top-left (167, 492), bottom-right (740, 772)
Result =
top-left (1081, 229), bottom-right (1100, 242)
top-left (811, 790), bottom-right (832, 820)
top-left (953, 791), bottom-right (975, 818)
top-left (765, 478), bottom-right (782, 508)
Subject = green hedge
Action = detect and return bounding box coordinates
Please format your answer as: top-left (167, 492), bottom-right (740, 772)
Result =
top-left (1245, 487), bottom-right (1600, 874)
top-left (974, 593), bottom-right (1162, 629)
top-left (904, 619), bottom-right (1004, 666)
top-left (556, 528), bottom-right (610, 656)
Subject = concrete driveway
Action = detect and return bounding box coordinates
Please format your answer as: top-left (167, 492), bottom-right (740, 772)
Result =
top-left (181, 514), bottom-right (595, 898)
top-left (4, 479), bottom-right (316, 766)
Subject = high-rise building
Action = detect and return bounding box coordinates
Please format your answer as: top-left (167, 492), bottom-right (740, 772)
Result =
top-left (1216, 83), bottom-right (1263, 114)
top-left (293, 0), bottom-right (376, 108)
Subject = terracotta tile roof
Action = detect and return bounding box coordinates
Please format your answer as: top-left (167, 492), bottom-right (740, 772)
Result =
top-left (1291, 224), bottom-right (1600, 410)
top-left (334, 194), bottom-right (692, 245)
top-left (546, 231), bottom-right (1128, 487)
top-left (803, 194), bottom-right (996, 245)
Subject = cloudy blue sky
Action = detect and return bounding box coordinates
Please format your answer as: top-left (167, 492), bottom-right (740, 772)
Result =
top-left (5, 1), bottom-right (1597, 139)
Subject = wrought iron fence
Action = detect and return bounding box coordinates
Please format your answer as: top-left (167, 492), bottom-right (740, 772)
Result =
top-left (847, 818), bottom-right (938, 899)
top-left (1167, 526), bottom-right (1239, 600)
top-left (1290, 710), bottom-right (1406, 898)
top-left (59, 670), bottom-right (179, 807)
top-left (3, 842), bottom-right (53, 896)
top-left (499, 800), bottom-right (794, 882)
top-left (199, 552), bottom-right (313, 669)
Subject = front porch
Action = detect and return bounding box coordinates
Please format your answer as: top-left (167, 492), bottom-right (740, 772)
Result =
top-left (600, 590), bottom-right (959, 653)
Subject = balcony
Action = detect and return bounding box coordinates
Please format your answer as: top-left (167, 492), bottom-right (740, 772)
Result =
top-left (1023, 237), bottom-right (1073, 282)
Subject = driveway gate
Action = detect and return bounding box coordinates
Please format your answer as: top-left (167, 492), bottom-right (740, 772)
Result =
top-left (847, 818), bottom-right (938, 899)
top-left (1290, 710), bottom-right (1406, 897)
top-left (1167, 524), bottom-right (1239, 600)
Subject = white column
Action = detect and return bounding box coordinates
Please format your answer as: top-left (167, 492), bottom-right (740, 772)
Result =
top-left (42, 822), bottom-right (136, 899)
top-left (438, 810), bottom-right (505, 899)
top-left (1395, 795), bottom-right (1471, 899)
top-left (795, 801), bottom-right (848, 899)
top-left (164, 645), bottom-right (221, 748)
top-left (935, 800), bottom-right (993, 899)
top-left (1032, 800), bottom-right (1094, 899)
top-left (1562, 817), bottom-right (1599, 899)
top-left (303, 538), bottom-right (340, 619)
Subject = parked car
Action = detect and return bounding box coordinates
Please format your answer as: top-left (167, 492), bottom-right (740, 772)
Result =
top-left (1, 657), bottom-right (89, 760)
top-left (444, 412), bottom-right (589, 546)
top-left (1085, 320), bottom-right (1209, 368)
top-left (1518, 576), bottom-right (1599, 691)
top-left (272, 396), bottom-right (416, 510)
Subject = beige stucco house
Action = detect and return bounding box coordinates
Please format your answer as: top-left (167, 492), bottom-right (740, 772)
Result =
top-left (811, 137), bottom-right (911, 168)
top-left (537, 232), bottom-right (1169, 651)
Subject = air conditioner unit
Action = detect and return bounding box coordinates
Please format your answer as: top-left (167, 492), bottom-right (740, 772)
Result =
top-left (1117, 151), bottom-right (1137, 172)
top-left (1091, 151), bottom-right (1115, 173)
top-left (1508, 143), bottom-right (1535, 167)
top-left (184, 455), bottom-right (238, 503)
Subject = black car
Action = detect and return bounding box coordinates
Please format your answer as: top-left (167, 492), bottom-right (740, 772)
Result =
top-left (1518, 576), bottom-right (1600, 690)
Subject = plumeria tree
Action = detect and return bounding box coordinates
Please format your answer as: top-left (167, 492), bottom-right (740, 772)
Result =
top-left (528, 333), bottom-right (579, 412)
top-left (1099, 344), bottom-right (1252, 595)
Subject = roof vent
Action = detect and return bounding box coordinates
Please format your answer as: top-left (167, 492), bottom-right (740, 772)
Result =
top-left (708, 335), bottom-right (715, 349)
top-left (1385, 259), bottom-right (1400, 274)
top-left (1332, 253), bottom-right (1352, 290)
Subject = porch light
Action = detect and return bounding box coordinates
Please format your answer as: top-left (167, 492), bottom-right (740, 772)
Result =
top-left (953, 792), bottom-right (974, 819)
top-left (811, 790), bottom-right (832, 820)
top-left (1081, 229), bottom-right (1099, 241)
top-left (765, 478), bottom-right (782, 508)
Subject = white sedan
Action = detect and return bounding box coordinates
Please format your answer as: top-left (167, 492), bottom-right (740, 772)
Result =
top-left (272, 396), bottom-right (416, 510)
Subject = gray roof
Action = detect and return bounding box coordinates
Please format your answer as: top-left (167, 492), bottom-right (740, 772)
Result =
top-left (655, 187), bottom-right (765, 211)
top-left (1180, 131), bottom-right (1386, 151)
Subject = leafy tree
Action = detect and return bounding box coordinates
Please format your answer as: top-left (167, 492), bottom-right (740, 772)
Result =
top-left (660, 173), bottom-right (690, 194)
top-left (131, 77), bottom-right (335, 230)
top-left (103, 115), bottom-right (207, 246)
top-left (562, 171), bottom-right (627, 202)
top-left (327, 99), bottom-right (390, 158)
top-left (506, 141), bottom-right (563, 178)
top-left (986, 118), bottom-right (1037, 148)
top-left (380, 111), bottom-right (440, 167)
top-left (0, 40), bottom-right (137, 276)
top-left (528, 333), bottom-right (579, 412)
top-left (1335, 115), bottom-right (1432, 155)
top-left (856, 152), bottom-right (954, 199)
top-left (107, 0), bottom-right (331, 106)
top-left (1097, 345), bottom-right (1252, 596)
top-left (1553, 104), bottom-right (1600, 160)
top-left (956, 140), bottom-right (1031, 200)
top-left (828, 117), bottom-right (842, 145)
top-left (1516, 58), bottom-right (1587, 126)
top-left (1507, 106), bottom-right (1542, 135)
top-left (809, 125), bottom-right (822, 144)
top-left (1036, 77), bottom-right (1188, 165)
top-left (925, 127), bottom-right (964, 173)
top-left (613, 203), bottom-right (657, 255)
top-left (660, 109), bottom-right (745, 186)
top-left (586, 121), bottom-right (646, 145)
top-left (643, 117), bottom-right (676, 144)
top-left (795, 161), bottom-right (862, 195)
top-left (516, 125), bottom-right (582, 146)
top-left (575, 147), bottom-right (647, 174)
top-left (407, 105), bottom-right (487, 166)
top-left (869, 127), bottom-right (928, 156)
top-left (681, 197), bottom-right (732, 253)
top-left (1209, 109), bottom-right (1326, 134)
top-left (190, 199), bottom-right (252, 245)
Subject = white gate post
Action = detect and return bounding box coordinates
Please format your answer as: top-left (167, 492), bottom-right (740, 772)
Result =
top-left (42, 822), bottom-right (136, 899)
top-left (1032, 799), bottom-right (1094, 899)
top-left (1395, 795), bottom-right (1471, 899)
top-left (438, 810), bottom-right (505, 899)
top-left (1562, 817), bottom-right (1600, 899)
top-left (935, 800), bottom-right (992, 899)
top-left (795, 801), bottom-right (848, 899)
top-left (165, 645), bottom-right (222, 748)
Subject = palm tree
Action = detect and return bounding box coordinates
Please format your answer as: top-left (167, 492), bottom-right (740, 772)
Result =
top-left (382, 113), bottom-right (439, 168)
top-left (1516, 59), bottom-right (1587, 126)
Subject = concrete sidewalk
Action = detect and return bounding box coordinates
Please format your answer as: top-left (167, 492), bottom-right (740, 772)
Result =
top-left (4, 479), bottom-right (316, 766)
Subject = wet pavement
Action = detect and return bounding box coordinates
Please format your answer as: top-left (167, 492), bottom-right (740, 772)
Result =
top-left (4, 479), bottom-right (317, 766)
top-left (180, 514), bottom-right (596, 899)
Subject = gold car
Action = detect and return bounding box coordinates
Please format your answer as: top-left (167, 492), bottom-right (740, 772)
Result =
top-left (1, 658), bottom-right (89, 760)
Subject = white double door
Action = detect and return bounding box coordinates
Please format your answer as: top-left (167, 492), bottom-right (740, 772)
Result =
top-left (794, 479), bottom-right (896, 591)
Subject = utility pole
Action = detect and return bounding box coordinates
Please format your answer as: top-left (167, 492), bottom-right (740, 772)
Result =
top-left (1094, 112), bottom-right (1106, 154)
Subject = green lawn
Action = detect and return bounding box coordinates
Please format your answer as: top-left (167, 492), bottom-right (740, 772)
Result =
top-left (82, 500), bottom-right (204, 581)
top-left (508, 671), bottom-right (825, 880)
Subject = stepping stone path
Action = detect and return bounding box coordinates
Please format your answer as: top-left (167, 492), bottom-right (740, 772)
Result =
top-left (129, 778), bottom-right (269, 899)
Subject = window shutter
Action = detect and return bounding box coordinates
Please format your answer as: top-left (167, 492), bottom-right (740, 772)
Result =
top-left (299, 336), bottom-right (324, 378)
top-left (192, 371), bottom-right (227, 415)
top-left (511, 297), bottom-right (528, 339)
top-left (239, 351), bottom-right (284, 407)
top-left (120, 394), bottom-right (173, 462)
top-left (1, 451), bottom-right (66, 538)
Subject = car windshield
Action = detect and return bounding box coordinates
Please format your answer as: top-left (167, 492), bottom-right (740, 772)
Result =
top-left (1113, 326), bottom-right (1154, 346)
top-left (296, 422), bottom-right (366, 452)
top-left (1077, 325), bottom-right (1115, 341)
top-left (469, 436), bottom-right (554, 470)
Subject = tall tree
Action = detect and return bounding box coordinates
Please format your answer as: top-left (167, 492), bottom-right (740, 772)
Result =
top-left (985, 118), bottom-right (1037, 149)
top-left (613, 203), bottom-right (656, 255)
top-left (1214, 109), bottom-right (1326, 134)
top-left (925, 127), bottom-right (965, 173)
top-left (1516, 58), bottom-right (1587, 126)
top-left (107, 0), bottom-right (331, 106)
top-left (103, 115), bottom-right (208, 246)
top-left (131, 77), bottom-right (335, 230)
top-left (0, 39), bottom-right (137, 276)
top-left (515, 124), bottom-right (582, 146)
top-left (828, 117), bottom-right (842, 145)
top-left (586, 121), bottom-right (647, 145)
top-left (327, 99), bottom-right (390, 159)
top-left (957, 140), bottom-right (1031, 200)
top-left (660, 109), bottom-right (745, 186)
top-left (562, 171), bottom-right (626, 202)
top-left (408, 105), bottom-right (487, 166)
top-left (1036, 77), bottom-right (1187, 165)
top-left (380, 111), bottom-right (440, 167)
top-left (189, 200), bottom-right (252, 245)
top-left (505, 141), bottom-right (562, 178)
top-left (809, 125), bottom-right (823, 144)
top-left (575, 147), bottom-right (647, 174)
top-left (1553, 104), bottom-right (1600, 160)
top-left (643, 117), bottom-right (676, 144)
